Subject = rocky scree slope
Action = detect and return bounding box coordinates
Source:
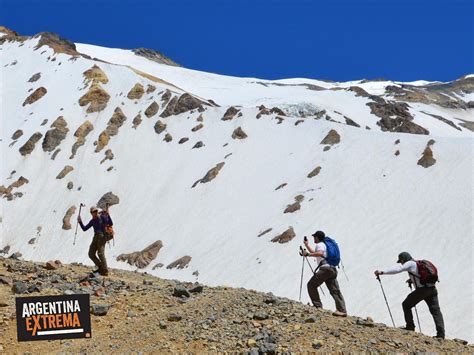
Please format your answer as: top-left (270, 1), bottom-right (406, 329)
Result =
top-left (0, 257), bottom-right (472, 353)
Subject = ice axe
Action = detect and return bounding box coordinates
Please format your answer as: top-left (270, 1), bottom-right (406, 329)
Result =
top-left (74, 203), bottom-right (85, 245)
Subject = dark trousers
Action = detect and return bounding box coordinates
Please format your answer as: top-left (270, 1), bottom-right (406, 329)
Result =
top-left (402, 286), bottom-right (445, 337)
top-left (307, 267), bottom-right (347, 313)
top-left (88, 232), bottom-right (108, 272)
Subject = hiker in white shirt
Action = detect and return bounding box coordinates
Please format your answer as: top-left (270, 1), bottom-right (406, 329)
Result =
top-left (374, 252), bottom-right (445, 339)
top-left (303, 230), bottom-right (347, 317)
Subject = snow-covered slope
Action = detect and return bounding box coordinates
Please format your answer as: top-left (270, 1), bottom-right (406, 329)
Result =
top-left (1, 29), bottom-right (473, 342)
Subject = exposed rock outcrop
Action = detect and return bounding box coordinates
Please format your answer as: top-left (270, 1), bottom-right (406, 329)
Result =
top-left (320, 130), bottom-right (340, 145)
top-left (132, 47), bottom-right (180, 67)
top-left (34, 32), bottom-right (79, 55)
top-left (179, 137), bottom-right (189, 144)
top-left (192, 123), bottom-right (204, 132)
top-left (19, 132), bottom-right (42, 156)
top-left (28, 72), bottom-right (41, 82)
top-left (78, 84), bottom-right (110, 113)
top-left (284, 195), bottom-right (304, 214)
top-left (257, 228), bottom-right (273, 237)
top-left (83, 65), bottom-right (108, 85)
top-left (100, 149), bottom-right (114, 164)
top-left (154, 120), bottom-right (167, 134)
top-left (22, 87), bottom-right (47, 106)
top-left (132, 114), bottom-right (142, 129)
top-left (167, 256), bottom-right (192, 269)
top-left (117, 241), bottom-right (163, 268)
top-left (368, 100), bottom-right (429, 135)
top-left (127, 83), bottom-right (145, 100)
top-left (307, 166), bottom-right (322, 178)
top-left (160, 93), bottom-right (206, 118)
top-left (232, 126), bottom-right (248, 139)
top-left (146, 84), bottom-right (156, 94)
top-left (271, 227), bottom-right (295, 244)
top-left (11, 129), bottom-right (23, 140)
top-left (161, 89), bottom-right (172, 104)
top-left (95, 108), bottom-right (127, 152)
top-left (421, 111), bottom-right (462, 131)
top-left (97, 192), bottom-right (120, 209)
top-left (70, 120), bottom-right (93, 158)
top-left (222, 106), bottom-right (240, 121)
top-left (418, 141), bottom-right (437, 168)
top-left (145, 101), bottom-right (159, 118)
top-left (8, 176), bottom-right (29, 190)
top-left (192, 162), bottom-right (225, 188)
top-left (62, 206), bottom-right (76, 230)
top-left (105, 107), bottom-right (127, 136)
top-left (56, 165), bottom-right (74, 179)
top-left (164, 133), bottom-right (173, 142)
top-left (192, 141), bottom-right (204, 149)
top-left (42, 116), bottom-right (69, 152)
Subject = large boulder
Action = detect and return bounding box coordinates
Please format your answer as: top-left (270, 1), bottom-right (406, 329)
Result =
top-left (116, 241), bottom-right (163, 268)
top-left (167, 256), bottom-right (192, 269)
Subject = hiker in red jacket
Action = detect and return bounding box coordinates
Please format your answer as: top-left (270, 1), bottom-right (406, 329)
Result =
top-left (375, 252), bottom-right (445, 339)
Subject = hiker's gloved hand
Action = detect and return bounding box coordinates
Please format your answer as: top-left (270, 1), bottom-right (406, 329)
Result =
top-left (302, 250), bottom-right (310, 257)
top-left (374, 270), bottom-right (383, 276)
top-left (303, 239), bottom-right (309, 248)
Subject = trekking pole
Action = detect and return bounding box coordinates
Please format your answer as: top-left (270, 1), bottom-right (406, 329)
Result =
top-left (408, 282), bottom-right (422, 332)
top-left (340, 259), bottom-right (349, 281)
top-left (376, 274), bottom-right (395, 327)
top-left (73, 203), bottom-right (84, 245)
top-left (302, 248), bottom-right (326, 296)
top-left (299, 247), bottom-right (305, 302)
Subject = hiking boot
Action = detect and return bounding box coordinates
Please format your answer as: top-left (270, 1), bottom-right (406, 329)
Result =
top-left (99, 270), bottom-right (109, 276)
top-left (398, 326), bottom-right (415, 332)
top-left (433, 335), bottom-right (445, 340)
top-left (332, 311), bottom-right (347, 317)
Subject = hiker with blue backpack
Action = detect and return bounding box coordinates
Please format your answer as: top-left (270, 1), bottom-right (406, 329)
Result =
top-left (374, 252), bottom-right (445, 339)
top-left (302, 230), bottom-right (347, 317)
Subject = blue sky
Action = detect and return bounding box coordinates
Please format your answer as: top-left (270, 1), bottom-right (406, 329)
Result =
top-left (2, 0), bottom-right (473, 82)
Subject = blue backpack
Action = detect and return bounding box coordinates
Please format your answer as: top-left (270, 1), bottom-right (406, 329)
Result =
top-left (324, 237), bottom-right (341, 267)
